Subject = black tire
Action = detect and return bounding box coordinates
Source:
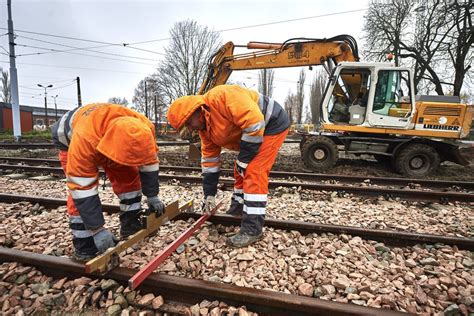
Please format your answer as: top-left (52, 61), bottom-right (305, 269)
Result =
top-left (393, 143), bottom-right (440, 177)
top-left (301, 136), bottom-right (338, 171)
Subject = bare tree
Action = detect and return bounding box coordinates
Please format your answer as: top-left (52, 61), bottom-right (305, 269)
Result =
top-left (363, 0), bottom-right (473, 96)
top-left (309, 70), bottom-right (327, 125)
top-left (108, 97), bottom-right (129, 106)
top-left (154, 20), bottom-right (221, 105)
top-left (0, 69), bottom-right (11, 103)
top-left (447, 1), bottom-right (473, 96)
top-left (132, 76), bottom-right (161, 119)
top-left (258, 69), bottom-right (274, 97)
top-left (295, 69), bottom-right (306, 124)
top-left (284, 90), bottom-right (297, 124)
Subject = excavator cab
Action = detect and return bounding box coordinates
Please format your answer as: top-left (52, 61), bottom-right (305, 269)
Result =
top-left (321, 62), bottom-right (415, 130)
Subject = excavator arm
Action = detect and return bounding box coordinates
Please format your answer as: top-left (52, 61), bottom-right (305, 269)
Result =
top-left (198, 34), bottom-right (359, 94)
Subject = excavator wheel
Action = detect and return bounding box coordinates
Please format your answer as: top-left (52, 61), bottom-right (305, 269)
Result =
top-left (301, 136), bottom-right (338, 171)
top-left (393, 143), bottom-right (440, 177)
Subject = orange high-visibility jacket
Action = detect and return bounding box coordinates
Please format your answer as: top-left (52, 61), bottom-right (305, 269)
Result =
top-left (168, 85), bottom-right (289, 197)
top-left (199, 85), bottom-right (289, 172)
top-left (52, 103), bottom-right (159, 230)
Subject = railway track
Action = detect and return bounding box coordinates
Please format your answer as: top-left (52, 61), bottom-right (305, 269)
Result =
top-left (1, 156), bottom-right (473, 190)
top-left (0, 247), bottom-right (403, 316)
top-left (1, 193), bottom-right (471, 315)
top-left (0, 139), bottom-right (301, 149)
top-left (1, 193), bottom-right (472, 250)
top-left (0, 162), bottom-right (473, 203)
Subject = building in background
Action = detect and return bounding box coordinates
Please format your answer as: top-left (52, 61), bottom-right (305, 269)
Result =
top-left (0, 102), bottom-right (70, 132)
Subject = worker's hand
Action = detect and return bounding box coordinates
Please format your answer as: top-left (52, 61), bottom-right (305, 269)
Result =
top-left (92, 229), bottom-right (118, 254)
top-left (201, 195), bottom-right (216, 215)
top-left (235, 160), bottom-right (248, 178)
top-left (147, 196), bottom-right (165, 216)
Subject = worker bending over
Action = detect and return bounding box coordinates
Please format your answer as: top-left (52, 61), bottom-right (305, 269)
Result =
top-left (52, 103), bottom-right (164, 261)
top-left (168, 85), bottom-right (290, 247)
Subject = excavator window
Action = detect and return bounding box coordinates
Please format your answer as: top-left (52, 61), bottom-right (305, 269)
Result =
top-left (373, 70), bottom-right (411, 117)
top-left (328, 68), bottom-right (371, 124)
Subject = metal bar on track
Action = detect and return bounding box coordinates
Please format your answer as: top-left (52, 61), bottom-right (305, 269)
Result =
top-left (129, 200), bottom-right (224, 290)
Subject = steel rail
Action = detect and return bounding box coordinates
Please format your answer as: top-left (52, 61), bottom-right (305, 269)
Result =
top-left (0, 141), bottom-right (191, 149)
top-left (1, 157), bottom-right (473, 190)
top-left (0, 163), bottom-right (472, 202)
top-left (0, 193), bottom-right (472, 250)
top-left (0, 139), bottom-right (301, 149)
top-left (0, 248), bottom-right (403, 316)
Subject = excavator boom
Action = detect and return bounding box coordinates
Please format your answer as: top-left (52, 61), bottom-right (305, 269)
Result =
top-left (199, 35), bottom-right (359, 94)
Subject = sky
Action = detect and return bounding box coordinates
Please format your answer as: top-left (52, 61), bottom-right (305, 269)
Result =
top-left (0, 0), bottom-right (369, 112)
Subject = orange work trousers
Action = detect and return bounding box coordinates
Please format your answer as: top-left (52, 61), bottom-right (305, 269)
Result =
top-left (234, 129), bottom-right (288, 209)
top-left (58, 150), bottom-right (142, 217)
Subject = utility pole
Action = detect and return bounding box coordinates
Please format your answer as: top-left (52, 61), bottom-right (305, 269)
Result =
top-left (7, 0), bottom-right (21, 140)
top-left (51, 94), bottom-right (58, 120)
top-left (76, 77), bottom-right (82, 107)
top-left (144, 81), bottom-right (148, 118)
top-left (37, 84), bottom-right (53, 127)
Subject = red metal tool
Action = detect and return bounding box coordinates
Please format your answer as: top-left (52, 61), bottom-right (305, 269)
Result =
top-left (128, 200), bottom-right (224, 290)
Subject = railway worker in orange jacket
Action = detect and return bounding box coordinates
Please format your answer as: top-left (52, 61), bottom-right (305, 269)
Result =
top-left (168, 85), bottom-right (290, 247)
top-left (52, 103), bottom-right (165, 261)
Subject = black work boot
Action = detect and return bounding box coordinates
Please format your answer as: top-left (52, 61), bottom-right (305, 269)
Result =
top-left (226, 213), bottom-right (264, 247)
top-left (226, 199), bottom-right (243, 216)
top-left (71, 236), bottom-right (98, 262)
top-left (226, 232), bottom-right (263, 248)
top-left (119, 209), bottom-right (143, 239)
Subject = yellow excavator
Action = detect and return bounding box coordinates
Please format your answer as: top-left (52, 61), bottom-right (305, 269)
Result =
top-left (197, 35), bottom-right (473, 177)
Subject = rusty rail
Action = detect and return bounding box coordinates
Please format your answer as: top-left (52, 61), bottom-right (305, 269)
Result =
top-left (0, 247), bottom-right (404, 316)
top-left (0, 139), bottom-right (301, 149)
top-left (0, 193), bottom-right (472, 250)
top-left (0, 163), bottom-right (472, 202)
top-left (0, 141), bottom-right (190, 149)
top-left (2, 157), bottom-right (473, 190)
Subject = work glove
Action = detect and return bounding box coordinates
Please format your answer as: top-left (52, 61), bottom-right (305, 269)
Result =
top-left (92, 229), bottom-right (118, 254)
top-left (147, 196), bottom-right (165, 216)
top-left (235, 160), bottom-right (248, 178)
top-left (201, 195), bottom-right (216, 215)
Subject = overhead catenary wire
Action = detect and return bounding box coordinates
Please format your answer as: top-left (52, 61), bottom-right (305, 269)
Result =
top-left (0, 60), bottom-right (151, 75)
top-left (19, 91), bottom-right (80, 103)
top-left (0, 26), bottom-right (165, 56)
top-left (126, 8), bottom-right (368, 45)
top-left (18, 75), bottom-right (75, 81)
top-left (14, 43), bottom-right (157, 66)
top-left (15, 35), bottom-right (160, 61)
top-left (0, 7), bottom-right (366, 58)
top-left (48, 81), bottom-right (77, 91)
